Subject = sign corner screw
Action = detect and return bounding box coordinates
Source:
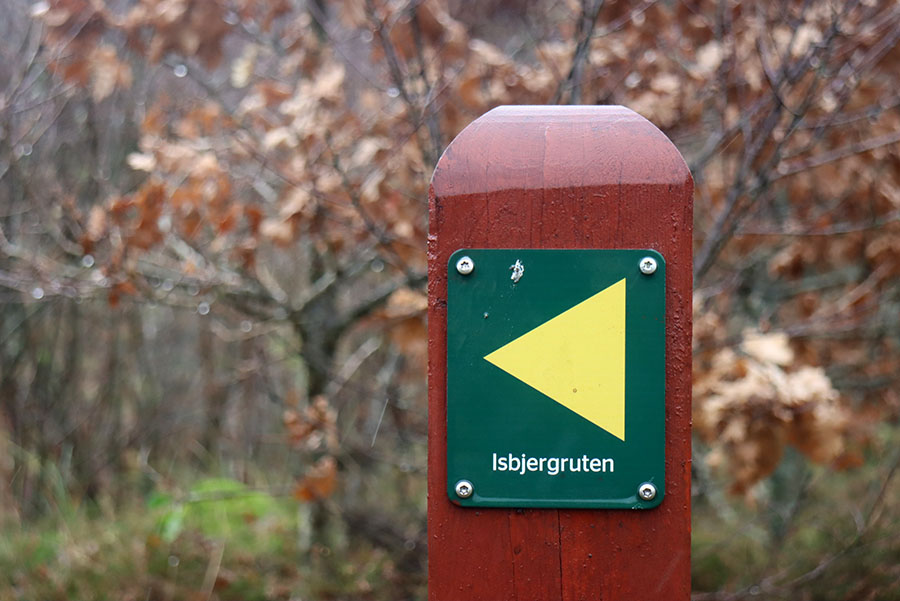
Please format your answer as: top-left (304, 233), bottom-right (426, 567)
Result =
top-left (456, 256), bottom-right (474, 275)
top-left (455, 479), bottom-right (474, 498)
top-left (639, 256), bottom-right (657, 275)
top-left (638, 482), bottom-right (657, 501)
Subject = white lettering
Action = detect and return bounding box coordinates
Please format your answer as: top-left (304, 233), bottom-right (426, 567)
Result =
top-left (489, 452), bottom-right (616, 475)
top-left (547, 457), bottom-right (560, 475)
top-left (508, 455), bottom-right (520, 473)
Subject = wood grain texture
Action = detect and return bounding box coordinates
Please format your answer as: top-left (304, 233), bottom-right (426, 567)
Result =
top-left (427, 105), bottom-right (693, 601)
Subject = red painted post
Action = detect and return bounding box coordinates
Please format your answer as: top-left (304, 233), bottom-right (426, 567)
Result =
top-left (427, 106), bottom-right (693, 600)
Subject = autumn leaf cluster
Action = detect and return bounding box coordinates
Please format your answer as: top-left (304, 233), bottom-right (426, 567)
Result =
top-left (17, 0), bottom-right (900, 502)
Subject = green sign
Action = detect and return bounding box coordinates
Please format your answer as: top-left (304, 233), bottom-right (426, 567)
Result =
top-left (447, 249), bottom-right (666, 509)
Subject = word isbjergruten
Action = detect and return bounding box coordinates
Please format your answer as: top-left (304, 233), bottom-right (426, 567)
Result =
top-left (492, 452), bottom-right (614, 475)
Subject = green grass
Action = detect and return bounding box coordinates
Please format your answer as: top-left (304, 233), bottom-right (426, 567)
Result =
top-left (2, 427), bottom-right (898, 601)
top-left (0, 476), bottom-right (412, 601)
top-left (692, 424), bottom-right (900, 600)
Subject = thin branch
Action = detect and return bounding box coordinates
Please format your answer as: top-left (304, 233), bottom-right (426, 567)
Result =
top-left (737, 209), bottom-right (900, 237)
top-left (552, 0), bottom-right (604, 104)
top-left (775, 129), bottom-right (900, 179)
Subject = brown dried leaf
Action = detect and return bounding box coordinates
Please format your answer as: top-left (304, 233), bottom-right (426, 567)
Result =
top-left (89, 44), bottom-right (133, 101)
top-left (260, 219), bottom-right (294, 247)
top-left (741, 330), bottom-right (794, 366)
top-left (293, 456), bottom-right (337, 502)
top-left (86, 205), bottom-right (107, 242)
top-left (127, 152), bottom-right (156, 172)
top-left (230, 44), bottom-right (258, 89)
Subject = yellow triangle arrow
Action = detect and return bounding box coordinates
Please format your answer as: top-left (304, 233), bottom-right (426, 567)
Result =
top-left (484, 279), bottom-right (626, 441)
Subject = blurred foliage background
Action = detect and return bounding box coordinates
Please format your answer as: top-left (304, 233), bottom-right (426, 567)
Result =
top-left (1, 0), bottom-right (899, 599)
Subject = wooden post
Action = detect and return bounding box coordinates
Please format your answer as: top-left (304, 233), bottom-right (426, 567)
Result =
top-left (427, 106), bottom-right (693, 600)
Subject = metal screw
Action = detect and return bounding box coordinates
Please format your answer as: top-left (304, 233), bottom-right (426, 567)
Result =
top-left (456, 256), bottom-right (474, 275)
top-left (639, 256), bottom-right (657, 275)
top-left (638, 482), bottom-right (657, 501)
top-left (455, 479), bottom-right (474, 498)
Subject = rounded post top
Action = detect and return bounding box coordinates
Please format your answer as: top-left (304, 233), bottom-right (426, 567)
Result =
top-left (431, 105), bottom-right (692, 197)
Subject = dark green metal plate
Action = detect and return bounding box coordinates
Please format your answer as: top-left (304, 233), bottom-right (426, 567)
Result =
top-left (447, 249), bottom-right (666, 509)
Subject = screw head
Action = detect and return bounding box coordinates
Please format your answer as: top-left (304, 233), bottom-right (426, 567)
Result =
top-left (638, 482), bottom-right (657, 501)
top-left (639, 256), bottom-right (658, 275)
top-left (455, 479), bottom-right (474, 499)
top-left (456, 256), bottom-right (474, 275)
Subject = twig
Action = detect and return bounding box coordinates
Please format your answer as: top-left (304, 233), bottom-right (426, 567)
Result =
top-left (552, 0), bottom-right (604, 104)
top-left (775, 129), bottom-right (900, 178)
